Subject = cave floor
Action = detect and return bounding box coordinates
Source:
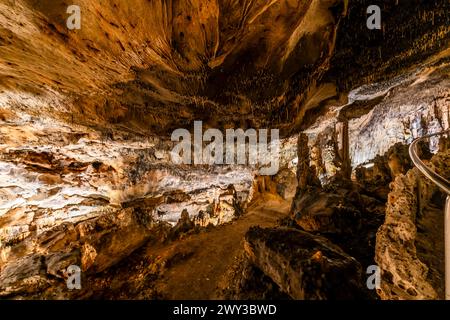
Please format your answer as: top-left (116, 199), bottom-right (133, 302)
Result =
top-left (152, 193), bottom-right (290, 300)
top-left (86, 193), bottom-right (291, 300)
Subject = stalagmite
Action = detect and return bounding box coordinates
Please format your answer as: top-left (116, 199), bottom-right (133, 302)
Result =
top-left (336, 117), bottom-right (351, 180)
top-left (296, 133), bottom-right (321, 192)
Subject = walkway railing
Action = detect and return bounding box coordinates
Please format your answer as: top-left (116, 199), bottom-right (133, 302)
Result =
top-left (409, 130), bottom-right (450, 300)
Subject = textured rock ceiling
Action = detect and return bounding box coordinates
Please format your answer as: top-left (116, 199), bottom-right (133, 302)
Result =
top-left (0, 0), bottom-right (449, 136)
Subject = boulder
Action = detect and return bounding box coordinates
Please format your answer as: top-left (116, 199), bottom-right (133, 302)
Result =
top-left (243, 226), bottom-right (367, 300)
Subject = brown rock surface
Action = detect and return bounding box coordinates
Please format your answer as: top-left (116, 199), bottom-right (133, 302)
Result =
top-left (0, 206), bottom-right (157, 297)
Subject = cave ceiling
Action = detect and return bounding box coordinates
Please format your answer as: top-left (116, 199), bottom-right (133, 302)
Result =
top-left (0, 0), bottom-right (449, 136)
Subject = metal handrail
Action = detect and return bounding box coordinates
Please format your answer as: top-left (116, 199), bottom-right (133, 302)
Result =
top-left (409, 130), bottom-right (450, 195)
top-left (409, 129), bottom-right (450, 300)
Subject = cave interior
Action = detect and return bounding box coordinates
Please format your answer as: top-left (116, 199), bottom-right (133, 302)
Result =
top-left (0, 0), bottom-right (449, 300)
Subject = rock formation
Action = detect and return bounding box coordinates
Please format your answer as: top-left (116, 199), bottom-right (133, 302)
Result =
top-left (375, 146), bottom-right (449, 300)
top-left (222, 226), bottom-right (367, 300)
